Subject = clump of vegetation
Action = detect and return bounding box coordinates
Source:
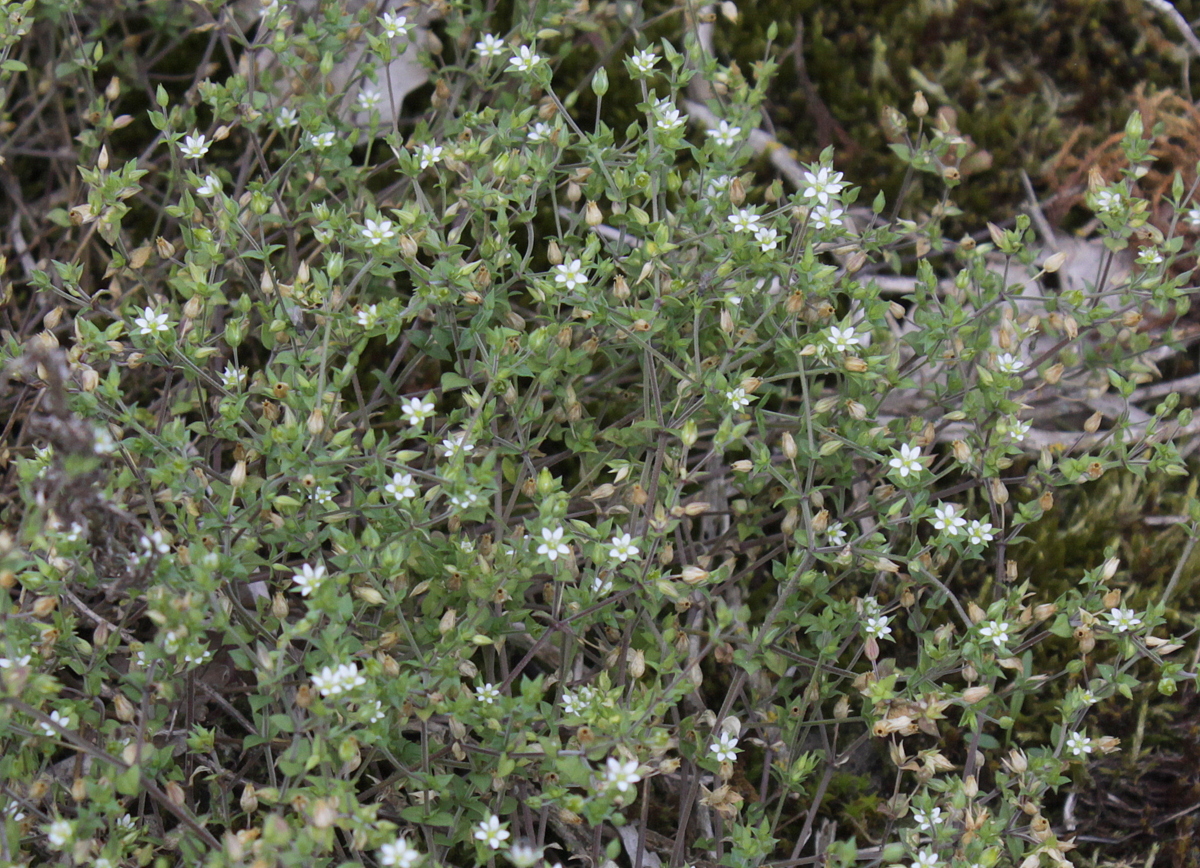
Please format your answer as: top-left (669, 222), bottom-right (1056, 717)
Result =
top-left (1, 2), bottom-right (1198, 868)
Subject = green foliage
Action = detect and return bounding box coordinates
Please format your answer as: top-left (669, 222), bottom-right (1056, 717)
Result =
top-left (0, 1), bottom-right (1197, 868)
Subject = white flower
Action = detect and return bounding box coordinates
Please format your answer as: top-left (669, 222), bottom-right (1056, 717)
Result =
top-left (1066, 731), bottom-right (1093, 757)
top-left (477, 682), bottom-right (501, 704)
top-left (711, 731), bottom-right (740, 763)
top-left (561, 687), bottom-right (589, 715)
top-left (41, 709), bottom-right (73, 736)
top-left (46, 818), bottom-right (73, 849)
top-left (864, 615), bottom-right (892, 641)
top-left (448, 490), bottom-right (481, 510)
top-left (909, 849), bottom-right (940, 868)
top-left (312, 485), bottom-right (336, 507)
top-left (706, 119), bottom-right (741, 148)
top-left (475, 33), bottom-right (506, 59)
top-left (475, 815), bottom-right (510, 849)
top-left (362, 218), bottom-right (395, 246)
top-left (508, 45), bottom-right (543, 74)
top-left (356, 304), bottom-right (380, 328)
top-left (1105, 607), bottom-right (1143, 633)
top-left (311, 662), bottom-right (365, 697)
top-left (726, 387), bottom-right (751, 412)
top-left (592, 575), bottom-right (613, 595)
top-left (379, 837), bottom-right (423, 868)
top-left (653, 99), bottom-right (685, 133)
top-left (1093, 190), bottom-right (1121, 214)
top-left (826, 522), bottom-right (848, 546)
top-left (400, 395), bottom-right (436, 428)
top-left (292, 563), bottom-right (326, 596)
top-left (356, 86), bottom-right (382, 111)
top-left (135, 307), bottom-right (172, 335)
top-left (307, 130), bottom-right (336, 150)
top-left (385, 472), bottom-right (417, 501)
top-left (604, 756), bottom-right (641, 792)
top-left (220, 365), bottom-right (247, 393)
top-left (180, 132), bottom-right (211, 159)
top-left (609, 533), bottom-right (640, 562)
top-left (508, 843), bottom-right (541, 868)
top-left (140, 530), bottom-right (170, 555)
top-left (553, 259), bottom-right (587, 291)
top-left (912, 807), bottom-right (942, 831)
top-left (1137, 246), bottom-right (1163, 266)
top-left (196, 174), bottom-right (221, 197)
top-left (276, 106), bottom-right (299, 128)
top-left (527, 122), bottom-right (554, 143)
top-left (827, 325), bottom-right (863, 353)
top-left (809, 204), bottom-right (844, 230)
top-left (930, 503), bottom-right (967, 536)
top-left (965, 519), bottom-right (994, 545)
top-left (440, 432), bottom-right (474, 457)
top-left (62, 523), bottom-right (85, 543)
top-left (727, 208), bottom-right (761, 233)
top-left (628, 47), bottom-right (659, 75)
top-left (995, 352), bottom-right (1022, 374)
top-left (1008, 419), bottom-right (1031, 442)
top-left (93, 426), bottom-right (116, 454)
top-left (888, 443), bottom-right (924, 479)
top-left (754, 226), bottom-right (780, 252)
top-left (418, 144), bottom-right (444, 169)
top-left (978, 620), bottom-right (1009, 649)
top-left (380, 11), bottom-right (408, 39)
top-left (802, 166), bottom-right (845, 205)
top-left (537, 526), bottom-right (570, 562)
top-left (1187, 207), bottom-right (1200, 228)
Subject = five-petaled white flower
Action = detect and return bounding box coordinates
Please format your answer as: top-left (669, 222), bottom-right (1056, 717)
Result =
top-left (888, 443), bottom-right (924, 479)
top-left (827, 325), bottom-right (863, 353)
top-left (527, 122), bottom-right (554, 143)
top-left (1187, 207), bottom-right (1200, 228)
top-left (311, 662), bottom-right (366, 697)
top-left (475, 33), bottom-right (506, 59)
top-left (400, 395), bottom-right (436, 428)
top-left (379, 11), bottom-right (407, 39)
top-left (553, 259), bottom-right (587, 291)
top-left (196, 174), bottom-right (221, 197)
top-left (931, 503), bottom-right (967, 536)
top-left (379, 837), bottom-right (423, 868)
top-left (628, 47), bottom-right (659, 75)
top-left (477, 682), bottom-right (501, 704)
top-left (308, 130), bottom-right (336, 150)
top-left (537, 526), bottom-right (570, 562)
top-left (508, 46), bottom-right (543, 74)
top-left (41, 709), bottom-right (73, 737)
top-left (46, 819), bottom-right (73, 849)
top-left (385, 472), bottom-right (417, 501)
top-left (1137, 246), bottom-right (1163, 266)
top-left (1066, 731), bottom-right (1093, 757)
top-left (1105, 607), bottom-right (1143, 633)
top-left (609, 533), bottom-right (640, 562)
top-left (726, 387), bottom-right (751, 412)
top-left (180, 132), bottom-right (211, 159)
top-left (653, 98), bottom-right (685, 133)
top-left (276, 107), bottom-right (299, 128)
top-left (912, 807), bottom-right (943, 831)
top-left (362, 218), bottom-right (395, 247)
top-left (474, 815), bottom-right (510, 849)
top-left (418, 144), bottom-right (444, 169)
top-left (909, 849), bottom-right (940, 868)
top-left (592, 576), bottom-right (613, 595)
top-left (711, 731), bottom-right (740, 763)
top-left (995, 353), bottom-right (1022, 374)
top-left (826, 522), bottom-right (848, 546)
top-left (135, 307), bottom-right (172, 335)
top-left (604, 756), bottom-right (641, 792)
top-left (448, 490), bottom-right (481, 510)
top-left (754, 226), bottom-right (780, 252)
top-left (356, 304), bottom-right (380, 328)
top-left (508, 843), bottom-right (542, 868)
top-left (1003, 418), bottom-right (1030, 442)
top-left (292, 562), bottom-right (326, 596)
top-left (965, 519), bottom-right (994, 545)
top-left (140, 530), bottom-right (170, 555)
top-left (802, 166), bottom-right (845, 205)
top-left (440, 432), bottom-right (474, 456)
top-left (356, 86), bottom-right (382, 111)
top-left (979, 620), bottom-right (1009, 649)
top-left (706, 119), bottom-right (741, 148)
top-left (809, 204), bottom-right (844, 230)
top-left (864, 615), bottom-right (892, 640)
top-left (728, 209), bottom-right (761, 233)
top-left (1093, 190), bottom-right (1121, 214)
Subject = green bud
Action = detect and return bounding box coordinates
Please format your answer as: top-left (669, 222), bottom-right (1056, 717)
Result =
top-left (592, 67), bottom-right (609, 97)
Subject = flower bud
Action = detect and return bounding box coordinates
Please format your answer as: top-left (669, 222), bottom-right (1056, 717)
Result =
top-left (585, 201), bottom-right (603, 226)
top-left (912, 91), bottom-right (928, 118)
